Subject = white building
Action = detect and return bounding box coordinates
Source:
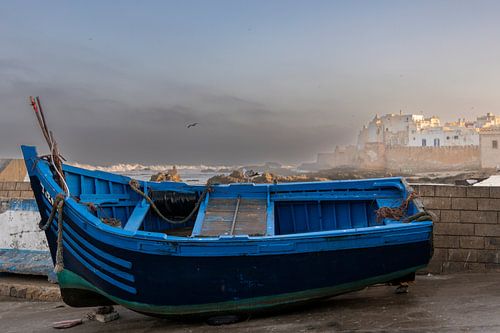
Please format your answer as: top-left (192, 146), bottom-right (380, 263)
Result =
top-left (408, 126), bottom-right (479, 147)
top-left (358, 112), bottom-right (440, 148)
top-left (480, 127), bottom-right (500, 169)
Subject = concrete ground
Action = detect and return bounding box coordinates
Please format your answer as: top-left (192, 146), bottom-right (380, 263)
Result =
top-left (1, 273), bottom-right (500, 333)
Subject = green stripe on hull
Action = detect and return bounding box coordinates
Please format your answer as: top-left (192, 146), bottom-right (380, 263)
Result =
top-left (57, 266), bottom-right (425, 316)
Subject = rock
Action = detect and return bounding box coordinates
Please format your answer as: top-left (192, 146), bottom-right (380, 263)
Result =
top-left (15, 287), bottom-right (27, 298)
top-left (207, 171), bottom-right (246, 185)
top-left (252, 172), bottom-right (275, 183)
top-left (229, 170), bottom-right (244, 179)
top-left (95, 306), bottom-right (114, 315)
top-left (278, 174), bottom-right (329, 183)
top-left (150, 166), bottom-right (181, 182)
top-left (95, 311), bottom-right (119, 323)
top-left (207, 170), bottom-right (329, 185)
top-left (94, 306), bottom-right (119, 323)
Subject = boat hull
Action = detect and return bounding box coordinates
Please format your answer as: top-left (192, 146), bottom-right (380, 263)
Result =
top-left (35, 188), bottom-right (431, 316)
top-left (54, 248), bottom-right (428, 318)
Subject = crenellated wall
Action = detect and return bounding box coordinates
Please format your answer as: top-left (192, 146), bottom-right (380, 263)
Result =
top-left (348, 145), bottom-right (481, 172)
top-left (386, 146), bottom-right (480, 172)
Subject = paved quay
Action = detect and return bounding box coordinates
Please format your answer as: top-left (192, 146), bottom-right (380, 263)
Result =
top-left (0, 273), bottom-right (60, 302)
top-left (1, 273), bottom-right (500, 332)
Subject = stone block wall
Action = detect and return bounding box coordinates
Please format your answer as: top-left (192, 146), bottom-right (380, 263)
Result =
top-left (0, 182), bottom-right (34, 199)
top-left (412, 184), bottom-right (500, 273)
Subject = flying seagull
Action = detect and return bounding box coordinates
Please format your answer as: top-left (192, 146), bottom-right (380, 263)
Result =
top-left (186, 122), bottom-right (199, 128)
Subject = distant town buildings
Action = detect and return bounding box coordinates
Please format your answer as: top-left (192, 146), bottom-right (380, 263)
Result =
top-left (476, 113), bottom-right (500, 128)
top-left (308, 111), bottom-right (500, 171)
top-left (357, 111), bottom-right (498, 149)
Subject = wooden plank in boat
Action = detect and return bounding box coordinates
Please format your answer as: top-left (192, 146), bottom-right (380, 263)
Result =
top-left (198, 198), bottom-right (267, 237)
top-left (205, 199), bottom-right (237, 211)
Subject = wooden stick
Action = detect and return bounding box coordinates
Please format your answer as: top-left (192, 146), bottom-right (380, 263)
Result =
top-left (36, 97), bottom-right (53, 147)
top-left (230, 196), bottom-right (241, 235)
top-left (36, 96), bottom-right (51, 138)
top-left (30, 96), bottom-right (52, 146)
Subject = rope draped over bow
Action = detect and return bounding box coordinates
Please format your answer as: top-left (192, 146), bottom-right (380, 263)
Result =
top-left (39, 194), bottom-right (66, 273)
top-left (128, 179), bottom-right (210, 225)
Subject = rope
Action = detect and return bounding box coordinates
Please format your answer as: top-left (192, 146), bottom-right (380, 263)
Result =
top-left (376, 192), bottom-right (416, 222)
top-left (39, 194), bottom-right (65, 231)
top-left (38, 193), bottom-right (66, 273)
top-left (375, 191), bottom-right (433, 223)
top-left (54, 199), bottom-right (65, 273)
top-left (73, 196), bottom-right (122, 227)
top-left (406, 211), bottom-right (434, 222)
top-left (128, 179), bottom-right (209, 225)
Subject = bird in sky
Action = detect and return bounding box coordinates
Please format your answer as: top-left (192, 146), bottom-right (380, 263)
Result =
top-left (186, 122), bottom-right (199, 128)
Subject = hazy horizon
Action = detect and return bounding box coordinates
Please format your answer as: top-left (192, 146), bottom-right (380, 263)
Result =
top-left (2, 1), bottom-right (500, 165)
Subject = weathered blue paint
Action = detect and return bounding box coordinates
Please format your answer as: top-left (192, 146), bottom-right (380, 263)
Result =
top-left (21, 145), bottom-right (433, 317)
top-left (7, 199), bottom-right (39, 212)
top-left (0, 196), bottom-right (55, 279)
top-left (0, 249), bottom-right (52, 276)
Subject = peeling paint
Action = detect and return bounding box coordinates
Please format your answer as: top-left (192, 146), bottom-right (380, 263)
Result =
top-left (0, 199), bottom-right (46, 251)
top-left (0, 198), bottom-right (52, 276)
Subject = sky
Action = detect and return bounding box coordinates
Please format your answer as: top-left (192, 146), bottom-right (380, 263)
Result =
top-left (1, 0), bottom-right (500, 165)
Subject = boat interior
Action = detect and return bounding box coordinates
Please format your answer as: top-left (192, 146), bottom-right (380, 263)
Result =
top-left (59, 162), bottom-right (413, 238)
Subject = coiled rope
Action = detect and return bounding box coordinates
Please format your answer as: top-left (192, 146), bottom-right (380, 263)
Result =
top-left (375, 192), bottom-right (416, 222)
top-left (375, 192), bottom-right (433, 223)
top-left (128, 179), bottom-right (209, 225)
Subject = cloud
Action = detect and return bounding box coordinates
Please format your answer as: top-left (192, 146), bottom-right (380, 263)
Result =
top-left (0, 68), bottom-right (352, 165)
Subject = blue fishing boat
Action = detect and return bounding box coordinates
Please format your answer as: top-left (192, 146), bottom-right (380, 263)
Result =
top-left (22, 145), bottom-right (433, 318)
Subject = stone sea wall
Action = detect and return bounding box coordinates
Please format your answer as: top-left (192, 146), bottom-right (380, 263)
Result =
top-left (412, 184), bottom-right (500, 273)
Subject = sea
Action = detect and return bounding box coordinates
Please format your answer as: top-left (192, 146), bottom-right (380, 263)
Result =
top-left (70, 162), bottom-right (298, 185)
